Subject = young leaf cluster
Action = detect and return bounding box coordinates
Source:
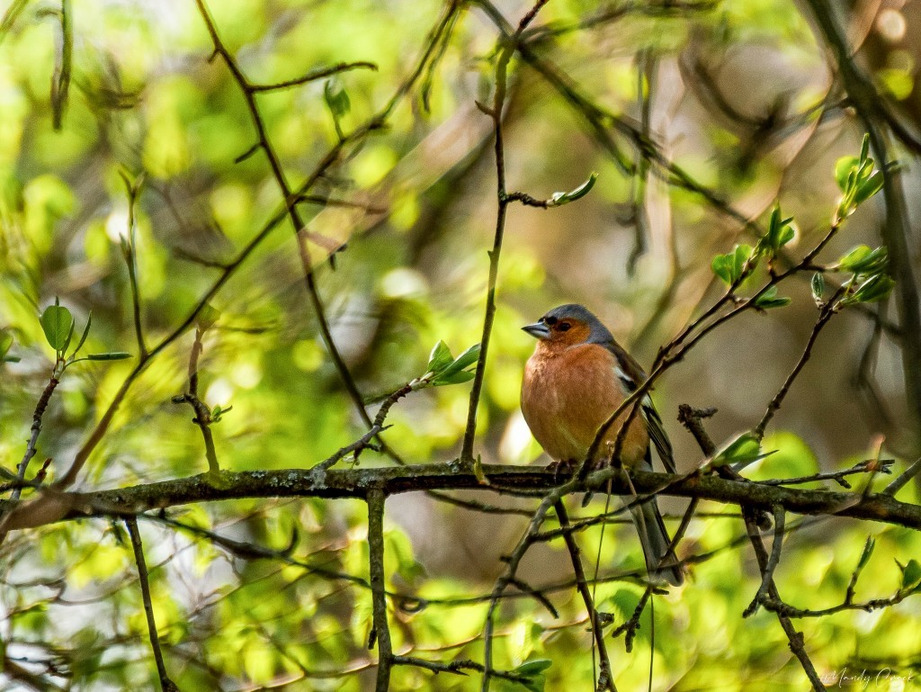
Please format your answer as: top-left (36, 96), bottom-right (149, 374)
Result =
top-left (834, 134), bottom-right (885, 223)
top-left (812, 244), bottom-right (894, 308)
top-left (415, 341), bottom-right (481, 388)
top-left (39, 300), bottom-right (130, 376)
top-left (711, 205), bottom-right (794, 309)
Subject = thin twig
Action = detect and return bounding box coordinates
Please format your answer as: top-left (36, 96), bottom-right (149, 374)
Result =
top-left (627, 48), bottom-right (653, 274)
top-left (754, 290), bottom-right (843, 439)
top-left (482, 483), bottom-right (567, 691)
top-left (761, 460), bottom-right (892, 489)
top-left (680, 407), bottom-right (826, 690)
top-left (461, 0), bottom-right (550, 464)
top-left (367, 488), bottom-right (393, 691)
top-left (12, 376), bottom-right (59, 501)
top-left (120, 173), bottom-right (149, 360)
top-left (172, 325), bottom-right (220, 474)
top-left (196, 0), bottom-right (376, 432)
top-left (743, 505), bottom-right (785, 616)
top-left (125, 516), bottom-right (178, 692)
top-left (883, 456), bottom-right (921, 496)
top-left (248, 61), bottom-right (377, 92)
top-left (555, 501), bottom-right (617, 692)
top-left (392, 655), bottom-right (531, 684)
top-left (311, 425), bottom-right (385, 472)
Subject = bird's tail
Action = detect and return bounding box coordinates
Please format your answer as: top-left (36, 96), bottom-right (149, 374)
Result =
top-left (630, 499), bottom-right (684, 586)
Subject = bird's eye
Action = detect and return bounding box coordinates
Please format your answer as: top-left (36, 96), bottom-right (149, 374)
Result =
top-left (558, 322), bottom-right (571, 332)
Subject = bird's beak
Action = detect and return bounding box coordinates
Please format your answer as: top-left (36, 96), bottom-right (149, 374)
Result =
top-left (522, 321), bottom-right (551, 339)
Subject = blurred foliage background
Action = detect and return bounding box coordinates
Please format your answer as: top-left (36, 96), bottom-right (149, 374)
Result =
top-left (2, 0), bottom-right (921, 689)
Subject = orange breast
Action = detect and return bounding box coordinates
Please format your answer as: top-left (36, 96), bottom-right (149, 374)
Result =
top-left (521, 343), bottom-right (648, 467)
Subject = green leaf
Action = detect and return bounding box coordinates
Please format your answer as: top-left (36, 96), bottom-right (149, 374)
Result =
top-left (747, 431), bottom-right (818, 481)
top-left (837, 245), bottom-right (887, 275)
top-left (712, 432), bottom-right (773, 469)
top-left (856, 536), bottom-right (875, 571)
top-left (426, 340), bottom-right (454, 374)
top-left (430, 343), bottom-right (480, 386)
top-left (86, 352), bottom-right (132, 361)
top-left (197, 304), bottom-right (221, 331)
top-left (0, 329), bottom-right (12, 360)
top-left (212, 404), bottom-right (232, 422)
top-left (510, 658), bottom-right (552, 692)
top-left (811, 273), bottom-right (825, 302)
top-left (759, 205), bottom-right (795, 255)
top-left (834, 155), bottom-right (859, 192)
top-left (40, 304), bottom-right (74, 352)
top-left (323, 78), bottom-right (351, 119)
top-left (753, 285), bottom-right (791, 309)
top-left (900, 558), bottom-right (921, 591)
top-left (853, 170), bottom-right (884, 204)
top-left (834, 138), bottom-right (882, 218)
top-left (515, 659), bottom-right (552, 676)
top-left (711, 244), bottom-right (754, 285)
top-left (837, 245), bottom-right (870, 271)
top-left (849, 274), bottom-right (894, 304)
top-left (432, 370), bottom-right (476, 386)
top-left (61, 316), bottom-right (75, 355)
top-left (859, 132), bottom-right (870, 163)
top-left (439, 342), bottom-right (480, 377)
top-left (548, 172), bottom-right (597, 206)
top-left (72, 312), bottom-right (92, 357)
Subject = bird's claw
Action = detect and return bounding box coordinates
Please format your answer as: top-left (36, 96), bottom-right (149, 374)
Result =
top-left (545, 458), bottom-right (577, 483)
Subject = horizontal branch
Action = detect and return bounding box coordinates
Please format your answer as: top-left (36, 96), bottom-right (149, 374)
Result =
top-left (2, 464), bottom-right (920, 533)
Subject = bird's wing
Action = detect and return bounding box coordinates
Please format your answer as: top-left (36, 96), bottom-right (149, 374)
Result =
top-left (603, 340), bottom-right (677, 474)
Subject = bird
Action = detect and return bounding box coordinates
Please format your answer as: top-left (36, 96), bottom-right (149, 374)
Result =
top-left (520, 303), bottom-right (684, 586)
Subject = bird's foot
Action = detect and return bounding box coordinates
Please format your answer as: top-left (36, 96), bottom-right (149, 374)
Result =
top-left (545, 458), bottom-right (578, 482)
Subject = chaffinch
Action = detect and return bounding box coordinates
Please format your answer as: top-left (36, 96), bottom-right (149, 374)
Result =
top-left (521, 304), bottom-right (684, 586)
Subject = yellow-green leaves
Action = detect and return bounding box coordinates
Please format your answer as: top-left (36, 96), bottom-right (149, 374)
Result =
top-left (843, 274), bottom-right (894, 306)
top-left (757, 205), bottom-right (795, 258)
top-left (422, 341), bottom-right (480, 387)
top-left (711, 241), bottom-right (790, 310)
top-left (713, 205), bottom-right (794, 293)
top-left (836, 245), bottom-right (888, 275)
top-left (833, 245), bottom-right (894, 308)
top-left (753, 285), bottom-right (791, 310)
top-left (834, 134), bottom-right (885, 222)
top-left (711, 243), bottom-right (753, 285)
top-left (709, 432), bottom-right (772, 470)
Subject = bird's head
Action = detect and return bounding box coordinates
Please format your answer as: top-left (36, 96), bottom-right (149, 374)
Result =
top-left (522, 304), bottom-right (611, 349)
